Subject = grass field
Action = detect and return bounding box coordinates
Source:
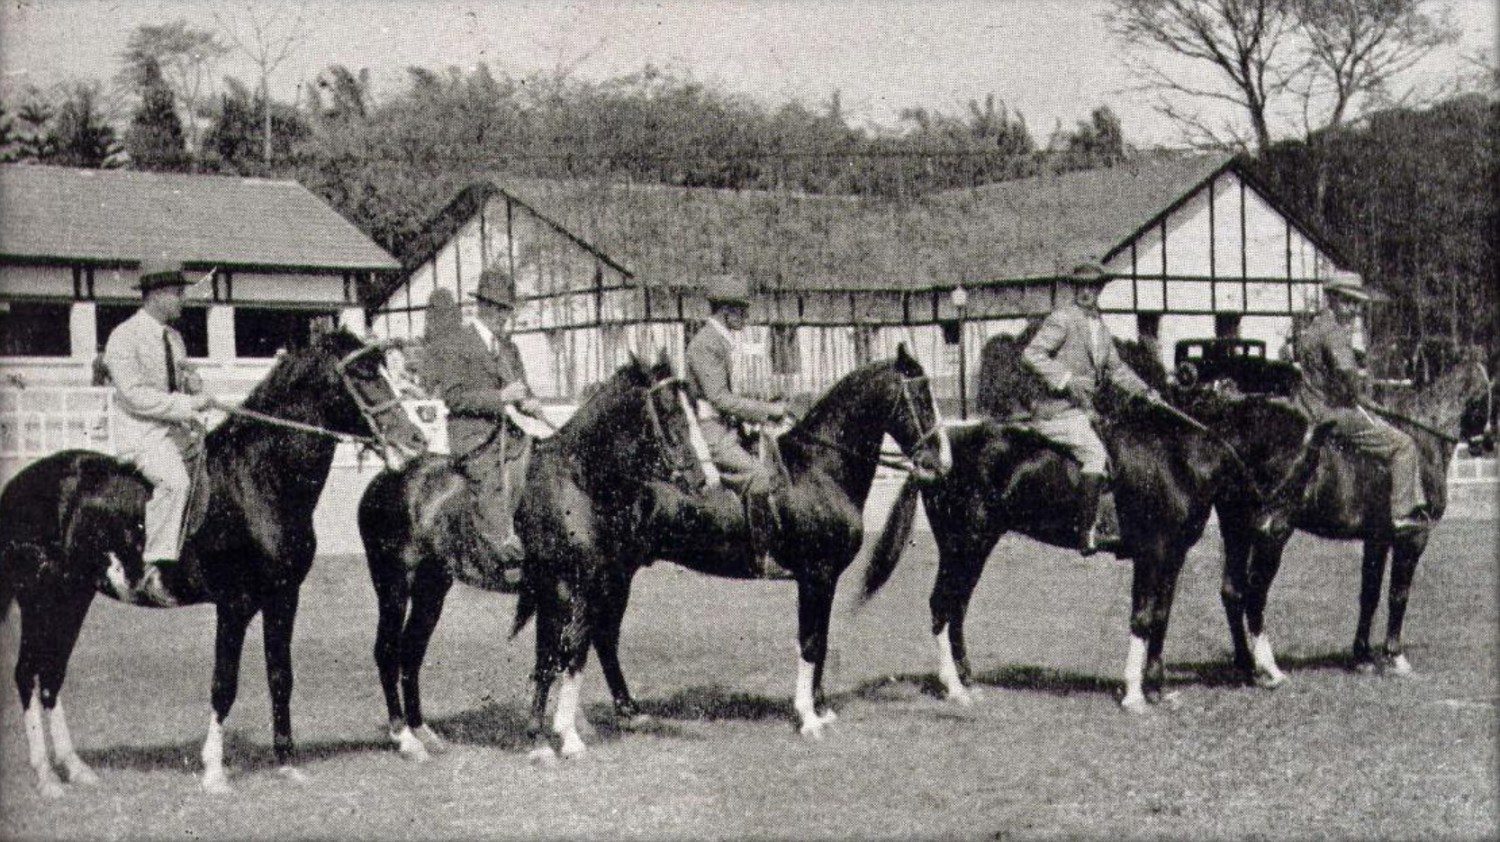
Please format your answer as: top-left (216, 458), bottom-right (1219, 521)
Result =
top-left (0, 511), bottom-right (1495, 840)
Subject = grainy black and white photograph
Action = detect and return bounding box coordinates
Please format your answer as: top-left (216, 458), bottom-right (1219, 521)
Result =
top-left (0, 0), bottom-right (1495, 838)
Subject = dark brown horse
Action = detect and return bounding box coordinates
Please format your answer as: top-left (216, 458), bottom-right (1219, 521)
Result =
top-left (0, 327), bottom-right (426, 796)
top-left (518, 346), bottom-right (950, 756)
top-left (1201, 352), bottom-right (1490, 682)
top-left (357, 354), bottom-right (704, 762)
top-left (859, 332), bottom-right (1320, 712)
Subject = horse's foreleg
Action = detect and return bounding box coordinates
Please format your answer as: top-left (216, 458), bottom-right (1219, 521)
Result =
top-left (372, 572), bottom-right (414, 756)
top-left (929, 545), bottom-right (986, 706)
top-left (1245, 536), bottom-right (1290, 687)
top-left (1217, 514), bottom-right (1254, 681)
top-left (1382, 539), bottom-right (1425, 676)
top-left (262, 589), bottom-right (306, 783)
top-left (794, 580), bottom-right (837, 739)
top-left (591, 570), bottom-right (640, 724)
top-left (1142, 551), bottom-right (1187, 707)
top-left (203, 602), bottom-right (255, 793)
top-left (36, 589), bottom-right (99, 788)
top-left (527, 577), bottom-right (567, 763)
top-left (1353, 539), bottom-right (1391, 672)
top-left (14, 599), bottom-right (63, 799)
top-left (399, 564), bottom-right (452, 756)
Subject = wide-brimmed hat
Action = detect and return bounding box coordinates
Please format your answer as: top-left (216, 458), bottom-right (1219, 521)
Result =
top-left (1324, 269), bottom-right (1382, 303)
top-left (134, 258), bottom-right (191, 292)
top-left (1064, 260), bottom-right (1111, 285)
top-left (471, 266), bottom-right (516, 307)
top-left (704, 273), bottom-right (751, 307)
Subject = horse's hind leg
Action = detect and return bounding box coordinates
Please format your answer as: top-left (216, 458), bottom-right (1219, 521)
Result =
top-left (398, 563), bottom-right (453, 756)
top-left (1244, 536), bottom-right (1291, 687)
top-left (372, 567), bottom-right (418, 757)
top-left (929, 546), bottom-right (987, 706)
top-left (1217, 513), bottom-right (1255, 682)
top-left (1353, 539), bottom-right (1391, 673)
top-left (14, 596), bottom-right (64, 798)
top-left (202, 601), bottom-right (256, 794)
top-left (793, 580), bottom-right (837, 739)
top-left (590, 568), bottom-right (642, 724)
top-left (1381, 538), bottom-right (1426, 676)
top-left (261, 588), bottom-right (309, 784)
top-left (528, 576), bottom-right (589, 762)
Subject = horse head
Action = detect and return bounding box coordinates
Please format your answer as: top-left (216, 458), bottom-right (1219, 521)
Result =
top-left (1397, 346), bottom-right (1491, 440)
top-left (268, 324), bottom-right (427, 469)
top-left (566, 351), bottom-right (706, 493)
top-left (886, 343), bottom-right (952, 483)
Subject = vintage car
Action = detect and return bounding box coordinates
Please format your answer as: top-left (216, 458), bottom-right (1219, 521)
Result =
top-left (1173, 338), bottom-right (1301, 397)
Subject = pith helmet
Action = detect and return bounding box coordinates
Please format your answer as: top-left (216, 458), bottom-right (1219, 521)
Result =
top-left (704, 273), bottom-right (751, 307)
top-left (135, 258), bottom-right (191, 292)
top-left (1065, 260), bottom-right (1111, 286)
top-left (471, 265), bottom-right (517, 307)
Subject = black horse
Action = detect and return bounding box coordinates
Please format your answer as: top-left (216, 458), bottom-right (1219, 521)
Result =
top-left (859, 332), bottom-right (1319, 712)
top-left (358, 353), bottom-right (705, 762)
top-left (0, 326), bottom-right (426, 796)
top-left (1203, 352), bottom-right (1490, 682)
top-left (518, 346), bottom-right (950, 757)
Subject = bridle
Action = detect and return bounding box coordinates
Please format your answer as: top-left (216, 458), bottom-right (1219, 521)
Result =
top-left (787, 371), bottom-right (947, 478)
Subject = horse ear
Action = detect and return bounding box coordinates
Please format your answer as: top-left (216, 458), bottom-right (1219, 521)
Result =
top-left (895, 342), bottom-right (913, 364)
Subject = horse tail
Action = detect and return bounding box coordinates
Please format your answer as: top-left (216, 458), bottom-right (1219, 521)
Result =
top-left (0, 544), bottom-right (15, 623)
top-left (859, 476), bottom-right (922, 605)
top-left (510, 589), bottom-right (536, 638)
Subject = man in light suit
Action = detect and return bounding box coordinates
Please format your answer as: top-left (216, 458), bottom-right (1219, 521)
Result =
top-left (685, 274), bottom-right (791, 576)
top-left (1023, 261), bottom-right (1158, 556)
top-left (104, 258), bottom-right (215, 604)
top-left (423, 268), bottom-right (543, 576)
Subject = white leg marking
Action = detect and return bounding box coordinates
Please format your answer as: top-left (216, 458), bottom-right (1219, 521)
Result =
top-left (1250, 633), bottom-right (1289, 688)
top-left (201, 712), bottom-right (231, 794)
top-left (49, 702), bottom-right (99, 785)
top-left (276, 765), bottom-right (310, 785)
top-left (794, 656), bottom-right (823, 738)
top-left (934, 630), bottom-right (972, 706)
top-left (412, 723), bottom-right (449, 753)
top-left (1388, 653), bottom-right (1414, 676)
top-left (553, 671), bottom-right (586, 758)
top-left (390, 725), bottom-right (430, 763)
top-left (24, 690), bottom-right (64, 798)
top-left (103, 553), bottom-right (132, 601)
top-left (1121, 635), bottom-right (1148, 714)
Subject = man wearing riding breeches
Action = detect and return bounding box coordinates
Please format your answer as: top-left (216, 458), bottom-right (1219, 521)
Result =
top-left (685, 274), bottom-right (791, 577)
top-left (1022, 261), bottom-right (1157, 556)
top-left (1294, 275), bottom-right (1427, 533)
top-left (104, 258), bottom-right (215, 603)
top-left (425, 268), bottom-right (544, 576)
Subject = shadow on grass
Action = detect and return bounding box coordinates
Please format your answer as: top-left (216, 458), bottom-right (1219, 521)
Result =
top-left (79, 731), bottom-right (392, 774)
top-left (637, 685), bottom-right (795, 723)
top-left (428, 698), bottom-right (696, 749)
top-left (1169, 649), bottom-right (1357, 688)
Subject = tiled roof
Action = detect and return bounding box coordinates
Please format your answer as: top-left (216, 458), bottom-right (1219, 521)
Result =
top-left (479, 153), bottom-right (1236, 292)
top-left (0, 164), bottom-right (398, 272)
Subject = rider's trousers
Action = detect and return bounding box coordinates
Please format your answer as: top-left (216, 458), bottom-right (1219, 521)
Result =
top-left (699, 416), bottom-right (773, 489)
top-left (1328, 406), bottom-right (1427, 519)
top-left (117, 431), bottom-right (191, 562)
top-left (1028, 409), bottom-right (1110, 476)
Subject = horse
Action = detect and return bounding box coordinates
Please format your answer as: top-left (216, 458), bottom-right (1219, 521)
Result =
top-left (1202, 351), bottom-right (1490, 681)
top-left (357, 353), bottom-right (706, 762)
top-left (858, 331), bottom-right (1318, 712)
top-left (0, 326), bottom-right (427, 797)
top-left (517, 345), bottom-right (950, 756)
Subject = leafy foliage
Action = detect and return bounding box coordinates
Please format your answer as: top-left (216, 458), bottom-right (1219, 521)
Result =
top-left (123, 58), bottom-right (188, 171)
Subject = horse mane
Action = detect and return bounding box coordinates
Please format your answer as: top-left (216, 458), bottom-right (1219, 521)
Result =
top-left (209, 328), bottom-right (365, 446)
top-left (788, 356), bottom-right (898, 437)
top-left (555, 355), bottom-right (654, 441)
top-left (976, 321), bottom-right (1166, 419)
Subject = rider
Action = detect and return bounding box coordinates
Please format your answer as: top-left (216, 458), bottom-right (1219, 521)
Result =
top-left (1293, 272), bottom-right (1427, 534)
top-left (1022, 260), bottom-right (1159, 557)
top-left (103, 258), bottom-right (215, 604)
top-left (685, 273), bottom-right (792, 577)
top-left (424, 267), bottom-right (545, 576)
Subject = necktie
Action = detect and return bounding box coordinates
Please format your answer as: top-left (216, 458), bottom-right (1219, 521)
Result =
top-left (163, 329), bottom-right (178, 393)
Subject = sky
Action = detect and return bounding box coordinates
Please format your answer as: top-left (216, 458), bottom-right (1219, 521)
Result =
top-left (1, 0), bottom-right (1493, 148)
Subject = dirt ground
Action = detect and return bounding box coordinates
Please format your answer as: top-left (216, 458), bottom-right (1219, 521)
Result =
top-left (0, 515), bottom-right (1494, 840)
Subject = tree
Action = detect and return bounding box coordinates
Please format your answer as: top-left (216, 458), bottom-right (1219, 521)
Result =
top-left (1108, 0), bottom-right (1459, 152)
top-left (49, 82), bottom-right (122, 168)
top-left (119, 20), bottom-right (227, 156)
top-left (214, 3), bottom-right (307, 164)
top-left (124, 58), bottom-right (188, 171)
top-left (200, 77), bottom-right (309, 175)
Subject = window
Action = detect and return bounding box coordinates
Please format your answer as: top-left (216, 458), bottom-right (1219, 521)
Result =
top-left (0, 300), bottom-right (71, 357)
top-left (770, 325), bottom-right (801, 375)
top-left (940, 320), bottom-right (962, 345)
top-left (233, 307), bottom-right (336, 358)
top-left (1214, 313), bottom-right (1242, 339)
top-left (97, 304), bottom-right (209, 357)
top-left (1137, 313), bottom-right (1161, 340)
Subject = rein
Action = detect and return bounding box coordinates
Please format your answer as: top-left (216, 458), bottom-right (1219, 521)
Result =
top-left (784, 373), bottom-right (941, 475)
top-left (217, 402), bottom-right (375, 446)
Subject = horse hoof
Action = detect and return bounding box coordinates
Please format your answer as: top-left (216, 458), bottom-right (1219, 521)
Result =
top-left (818, 708), bottom-right (838, 725)
top-left (947, 689), bottom-right (975, 707)
top-left (413, 724), bottom-right (450, 753)
top-left (966, 685), bottom-right (985, 702)
top-left (392, 727), bottom-right (431, 763)
top-left (528, 745), bottom-right (558, 766)
top-left (1256, 671), bottom-right (1289, 690)
top-left (38, 775), bottom-right (66, 800)
top-left (1120, 696), bottom-right (1149, 715)
top-left (1386, 655), bottom-right (1414, 677)
top-left (1159, 691), bottom-right (1183, 711)
top-left (277, 766), bottom-right (311, 785)
top-left (62, 758), bottom-right (101, 786)
top-left (1353, 660), bottom-right (1378, 676)
top-left (619, 713), bottom-right (655, 731)
top-left (559, 733), bottom-right (587, 759)
top-left (799, 721), bottom-right (825, 741)
top-left (201, 771), bottom-right (232, 795)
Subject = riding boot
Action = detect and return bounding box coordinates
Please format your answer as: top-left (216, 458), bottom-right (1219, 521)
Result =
top-left (745, 472), bottom-right (793, 580)
top-left (1077, 474), bottom-right (1125, 558)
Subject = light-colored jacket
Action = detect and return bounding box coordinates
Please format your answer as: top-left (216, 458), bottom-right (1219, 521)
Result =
top-left (1022, 303), bottom-right (1148, 419)
top-left (685, 320), bottom-right (781, 424)
top-left (103, 308), bottom-right (200, 450)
